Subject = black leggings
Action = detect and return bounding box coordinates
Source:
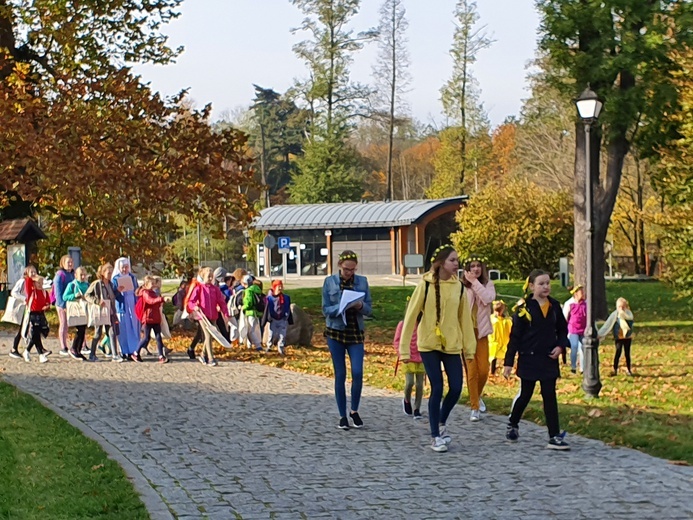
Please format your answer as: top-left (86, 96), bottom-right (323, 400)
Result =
top-left (509, 378), bottom-right (560, 438)
top-left (138, 324), bottom-right (166, 357)
top-left (12, 316), bottom-right (24, 352)
top-left (613, 338), bottom-right (632, 372)
top-left (189, 322), bottom-right (203, 351)
top-left (70, 325), bottom-right (87, 353)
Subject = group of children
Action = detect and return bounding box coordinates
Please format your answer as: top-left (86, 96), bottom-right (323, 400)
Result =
top-left (393, 249), bottom-right (636, 453)
top-left (173, 266), bottom-right (293, 365)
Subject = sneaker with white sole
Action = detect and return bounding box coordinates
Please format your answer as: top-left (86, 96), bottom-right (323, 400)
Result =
top-left (59, 349), bottom-right (69, 356)
top-left (413, 409), bottom-right (423, 420)
top-left (430, 436), bottom-right (448, 452)
top-left (547, 436), bottom-right (570, 451)
top-left (9, 350), bottom-right (22, 359)
top-left (349, 412), bottom-right (364, 428)
top-left (22, 350), bottom-right (31, 362)
top-left (403, 399), bottom-right (413, 416)
top-left (338, 416), bottom-right (349, 430)
top-left (470, 410), bottom-right (481, 422)
top-left (506, 424), bottom-right (519, 442)
top-left (479, 398), bottom-right (487, 413)
top-left (39, 354), bottom-right (49, 364)
top-left (439, 425), bottom-right (452, 445)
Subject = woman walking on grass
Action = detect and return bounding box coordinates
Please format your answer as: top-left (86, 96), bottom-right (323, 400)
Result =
top-left (398, 245), bottom-right (476, 452)
top-left (322, 251), bottom-right (372, 431)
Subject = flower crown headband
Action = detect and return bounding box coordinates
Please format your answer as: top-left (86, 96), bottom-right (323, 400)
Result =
top-left (463, 255), bottom-right (487, 265)
top-left (339, 252), bottom-right (358, 262)
top-left (430, 244), bottom-right (455, 263)
top-left (570, 284), bottom-right (584, 295)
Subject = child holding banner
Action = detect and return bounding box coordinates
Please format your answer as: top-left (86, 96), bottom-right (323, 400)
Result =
top-left (187, 267), bottom-right (229, 366)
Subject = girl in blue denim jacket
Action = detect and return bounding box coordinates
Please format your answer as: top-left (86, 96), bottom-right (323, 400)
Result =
top-left (322, 250), bottom-right (372, 430)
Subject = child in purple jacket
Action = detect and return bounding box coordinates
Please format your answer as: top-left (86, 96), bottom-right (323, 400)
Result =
top-left (562, 285), bottom-right (586, 374)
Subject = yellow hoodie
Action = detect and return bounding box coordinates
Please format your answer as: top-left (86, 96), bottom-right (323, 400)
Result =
top-left (398, 272), bottom-right (477, 359)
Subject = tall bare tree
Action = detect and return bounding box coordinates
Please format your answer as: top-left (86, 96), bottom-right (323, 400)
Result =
top-left (439, 0), bottom-right (492, 186)
top-left (373, 0), bottom-right (411, 201)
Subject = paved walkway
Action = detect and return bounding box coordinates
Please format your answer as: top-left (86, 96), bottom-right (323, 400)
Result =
top-left (1, 334), bottom-right (691, 520)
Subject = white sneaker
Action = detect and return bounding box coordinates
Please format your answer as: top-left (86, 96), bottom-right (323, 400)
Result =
top-left (470, 410), bottom-right (481, 422)
top-left (479, 398), bottom-right (487, 413)
top-left (439, 425), bottom-right (452, 445)
top-left (22, 350), bottom-right (31, 362)
top-left (430, 436), bottom-right (448, 452)
top-left (39, 354), bottom-right (49, 364)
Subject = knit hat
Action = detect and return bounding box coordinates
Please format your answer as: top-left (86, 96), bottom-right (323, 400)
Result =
top-left (213, 267), bottom-right (227, 282)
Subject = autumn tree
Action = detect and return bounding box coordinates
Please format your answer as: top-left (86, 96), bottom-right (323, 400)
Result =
top-left (0, 1), bottom-right (255, 268)
top-left (372, 0), bottom-right (411, 201)
top-left (537, 0), bottom-right (693, 316)
top-left (451, 179), bottom-right (573, 278)
top-left (652, 48), bottom-right (693, 299)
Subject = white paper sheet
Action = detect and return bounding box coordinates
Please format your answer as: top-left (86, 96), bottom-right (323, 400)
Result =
top-left (115, 275), bottom-right (134, 293)
top-left (338, 290), bottom-right (365, 325)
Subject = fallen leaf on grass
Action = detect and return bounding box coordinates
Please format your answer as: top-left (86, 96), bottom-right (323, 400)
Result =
top-left (668, 460), bottom-right (690, 466)
top-left (588, 408), bottom-right (603, 418)
top-left (91, 464), bottom-right (104, 471)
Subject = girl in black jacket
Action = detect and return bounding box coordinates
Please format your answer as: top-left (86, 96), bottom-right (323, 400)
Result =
top-left (503, 269), bottom-right (571, 450)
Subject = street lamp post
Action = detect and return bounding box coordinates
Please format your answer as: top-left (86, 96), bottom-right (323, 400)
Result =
top-left (575, 86), bottom-right (603, 399)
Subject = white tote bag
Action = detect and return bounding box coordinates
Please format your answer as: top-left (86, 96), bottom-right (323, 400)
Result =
top-left (151, 307), bottom-right (172, 340)
top-left (66, 284), bottom-right (89, 327)
top-left (1, 296), bottom-right (25, 325)
top-left (88, 299), bottom-right (111, 328)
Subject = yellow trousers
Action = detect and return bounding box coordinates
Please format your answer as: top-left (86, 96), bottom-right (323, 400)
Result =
top-left (465, 335), bottom-right (489, 411)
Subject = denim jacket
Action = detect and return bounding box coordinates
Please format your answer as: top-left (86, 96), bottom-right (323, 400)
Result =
top-left (322, 274), bottom-right (372, 331)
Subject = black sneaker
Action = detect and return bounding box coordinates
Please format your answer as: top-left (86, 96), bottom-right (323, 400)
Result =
top-left (187, 348), bottom-right (196, 360)
top-left (402, 399), bottom-right (413, 416)
top-left (9, 350), bottom-right (22, 359)
top-left (506, 424), bottom-right (519, 442)
top-left (349, 412), bottom-right (364, 429)
top-left (547, 436), bottom-right (570, 450)
top-left (338, 416), bottom-right (349, 430)
top-left (413, 409), bottom-right (423, 420)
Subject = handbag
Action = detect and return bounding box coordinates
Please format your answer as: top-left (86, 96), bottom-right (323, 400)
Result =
top-left (1, 296), bottom-right (25, 325)
top-left (66, 284), bottom-right (88, 327)
top-left (88, 299), bottom-right (111, 328)
top-left (151, 307), bottom-right (172, 340)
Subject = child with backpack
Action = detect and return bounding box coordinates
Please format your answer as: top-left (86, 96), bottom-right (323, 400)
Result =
top-left (393, 320), bottom-right (424, 420)
top-left (266, 280), bottom-right (291, 355)
top-left (227, 268), bottom-right (247, 348)
top-left (134, 275), bottom-right (168, 363)
top-left (242, 275), bottom-right (264, 351)
top-left (22, 274), bottom-right (51, 363)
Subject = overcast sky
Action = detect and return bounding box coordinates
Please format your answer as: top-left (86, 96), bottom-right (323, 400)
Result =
top-left (133, 0), bottom-right (540, 128)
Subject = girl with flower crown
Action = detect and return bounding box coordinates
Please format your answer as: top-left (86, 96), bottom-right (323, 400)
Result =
top-left (461, 255), bottom-right (496, 421)
top-left (398, 245), bottom-right (476, 452)
top-left (322, 250), bottom-right (373, 430)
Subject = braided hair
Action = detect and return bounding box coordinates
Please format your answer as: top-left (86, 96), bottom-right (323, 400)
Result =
top-left (430, 244), bottom-right (456, 326)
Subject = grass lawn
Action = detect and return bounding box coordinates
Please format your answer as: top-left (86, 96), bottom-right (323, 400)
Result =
top-left (167, 280), bottom-right (693, 464)
top-left (0, 382), bottom-right (149, 520)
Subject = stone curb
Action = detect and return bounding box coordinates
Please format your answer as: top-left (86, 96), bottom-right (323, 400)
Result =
top-left (5, 378), bottom-right (174, 520)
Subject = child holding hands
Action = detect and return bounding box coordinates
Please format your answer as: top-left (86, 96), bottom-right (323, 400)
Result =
top-left (503, 269), bottom-right (570, 450)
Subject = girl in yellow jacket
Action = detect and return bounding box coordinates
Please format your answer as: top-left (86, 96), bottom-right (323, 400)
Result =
top-left (489, 300), bottom-right (512, 375)
top-left (399, 244), bottom-right (476, 453)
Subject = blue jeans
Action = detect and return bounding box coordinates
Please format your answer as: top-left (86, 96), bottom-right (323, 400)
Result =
top-left (420, 350), bottom-right (463, 438)
top-left (568, 334), bottom-right (584, 371)
top-left (327, 338), bottom-right (364, 418)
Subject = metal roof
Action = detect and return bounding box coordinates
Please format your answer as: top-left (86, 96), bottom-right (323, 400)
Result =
top-left (252, 197), bottom-right (468, 231)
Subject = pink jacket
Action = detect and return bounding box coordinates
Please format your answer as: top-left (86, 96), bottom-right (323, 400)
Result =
top-left (187, 283), bottom-right (229, 321)
top-left (393, 320), bottom-right (422, 363)
top-left (465, 278), bottom-right (496, 338)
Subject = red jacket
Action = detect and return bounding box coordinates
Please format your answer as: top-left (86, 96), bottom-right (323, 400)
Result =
top-left (138, 288), bottom-right (164, 324)
top-left (24, 277), bottom-right (50, 312)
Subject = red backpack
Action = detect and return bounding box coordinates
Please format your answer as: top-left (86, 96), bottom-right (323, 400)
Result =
top-left (135, 296), bottom-right (145, 322)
